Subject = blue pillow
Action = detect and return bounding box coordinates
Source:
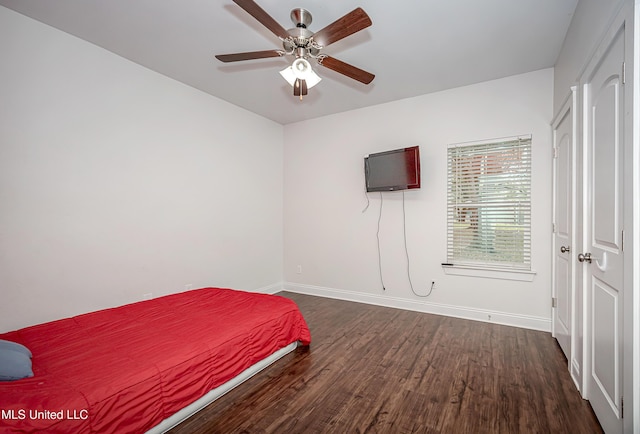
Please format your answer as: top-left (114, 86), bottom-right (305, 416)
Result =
top-left (0, 339), bottom-right (32, 357)
top-left (0, 340), bottom-right (33, 381)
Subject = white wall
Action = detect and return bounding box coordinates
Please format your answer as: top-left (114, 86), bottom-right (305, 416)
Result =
top-left (0, 7), bottom-right (284, 332)
top-left (0, 5), bottom-right (556, 334)
top-left (283, 69), bottom-right (554, 330)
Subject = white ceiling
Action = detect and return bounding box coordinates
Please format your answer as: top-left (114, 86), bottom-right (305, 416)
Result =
top-left (0, 0), bottom-right (578, 125)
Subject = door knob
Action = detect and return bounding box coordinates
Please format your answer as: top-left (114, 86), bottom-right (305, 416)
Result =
top-left (560, 246), bottom-right (570, 253)
top-left (578, 253), bottom-right (592, 263)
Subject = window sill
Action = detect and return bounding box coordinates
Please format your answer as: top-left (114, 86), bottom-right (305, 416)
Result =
top-left (441, 264), bottom-right (536, 282)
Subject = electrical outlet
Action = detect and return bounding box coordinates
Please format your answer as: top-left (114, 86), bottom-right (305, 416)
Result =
top-left (143, 293), bottom-right (153, 300)
top-left (296, 265), bottom-right (302, 274)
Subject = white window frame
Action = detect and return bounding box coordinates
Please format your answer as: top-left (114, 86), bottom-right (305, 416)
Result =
top-left (443, 135), bottom-right (536, 281)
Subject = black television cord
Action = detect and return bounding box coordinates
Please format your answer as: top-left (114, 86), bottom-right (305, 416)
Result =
top-left (367, 190), bottom-right (433, 297)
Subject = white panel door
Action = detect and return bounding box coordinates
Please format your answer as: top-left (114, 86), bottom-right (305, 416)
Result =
top-left (552, 95), bottom-right (574, 364)
top-left (583, 22), bottom-right (625, 434)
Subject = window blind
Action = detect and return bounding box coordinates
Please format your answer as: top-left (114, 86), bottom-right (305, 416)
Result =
top-left (447, 136), bottom-right (532, 270)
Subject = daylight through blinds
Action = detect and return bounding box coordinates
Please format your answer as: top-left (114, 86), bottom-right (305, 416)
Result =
top-left (447, 136), bottom-right (532, 270)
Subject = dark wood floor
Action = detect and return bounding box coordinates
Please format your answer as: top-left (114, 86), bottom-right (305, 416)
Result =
top-left (169, 292), bottom-right (602, 433)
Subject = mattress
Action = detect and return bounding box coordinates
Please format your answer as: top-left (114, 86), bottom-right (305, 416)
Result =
top-left (0, 287), bottom-right (311, 433)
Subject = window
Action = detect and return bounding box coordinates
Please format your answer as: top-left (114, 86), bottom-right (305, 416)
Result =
top-left (446, 136), bottom-right (531, 273)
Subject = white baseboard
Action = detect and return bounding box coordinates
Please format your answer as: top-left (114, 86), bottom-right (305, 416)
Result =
top-left (250, 282), bottom-right (283, 295)
top-left (570, 359), bottom-right (583, 397)
top-left (282, 282), bottom-right (551, 332)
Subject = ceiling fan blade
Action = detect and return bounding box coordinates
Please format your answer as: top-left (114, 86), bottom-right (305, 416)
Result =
top-left (215, 50), bottom-right (283, 62)
top-left (318, 56), bottom-right (375, 84)
top-left (311, 8), bottom-right (372, 48)
top-left (232, 0), bottom-right (288, 39)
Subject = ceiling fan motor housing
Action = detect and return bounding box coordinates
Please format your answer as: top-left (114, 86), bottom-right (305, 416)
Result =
top-left (283, 28), bottom-right (318, 58)
top-left (282, 8), bottom-right (319, 59)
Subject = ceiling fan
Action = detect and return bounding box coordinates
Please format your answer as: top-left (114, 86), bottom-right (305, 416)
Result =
top-left (215, 0), bottom-right (375, 99)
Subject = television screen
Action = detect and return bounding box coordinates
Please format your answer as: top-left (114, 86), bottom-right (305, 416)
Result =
top-left (365, 146), bottom-right (421, 192)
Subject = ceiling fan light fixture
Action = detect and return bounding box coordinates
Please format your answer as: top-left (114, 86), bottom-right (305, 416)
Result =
top-left (292, 58), bottom-right (310, 78)
top-left (279, 59), bottom-right (322, 89)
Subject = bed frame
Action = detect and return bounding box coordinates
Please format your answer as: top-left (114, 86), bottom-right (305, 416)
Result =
top-left (148, 341), bottom-right (298, 433)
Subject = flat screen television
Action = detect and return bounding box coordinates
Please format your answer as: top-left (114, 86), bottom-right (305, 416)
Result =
top-left (364, 146), bottom-right (421, 192)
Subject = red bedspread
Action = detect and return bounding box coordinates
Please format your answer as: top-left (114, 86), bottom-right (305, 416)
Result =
top-left (0, 288), bottom-right (311, 433)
